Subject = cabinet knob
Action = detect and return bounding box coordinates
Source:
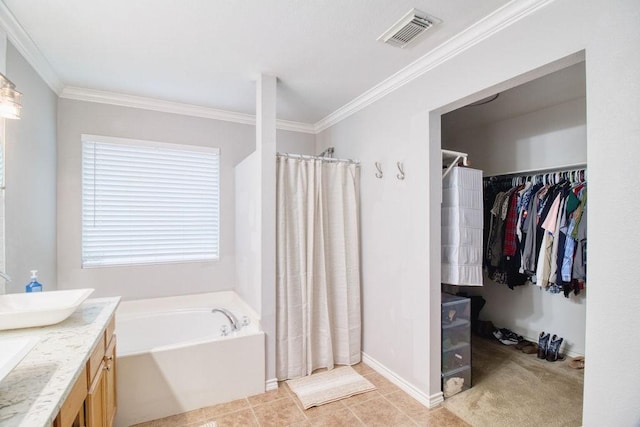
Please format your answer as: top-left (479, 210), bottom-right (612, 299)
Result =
top-left (104, 364), bottom-right (111, 372)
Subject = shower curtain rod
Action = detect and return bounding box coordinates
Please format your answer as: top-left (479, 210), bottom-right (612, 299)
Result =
top-left (277, 152), bottom-right (360, 165)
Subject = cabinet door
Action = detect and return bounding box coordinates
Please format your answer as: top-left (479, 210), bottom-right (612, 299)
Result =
top-left (85, 361), bottom-right (106, 427)
top-left (104, 335), bottom-right (117, 427)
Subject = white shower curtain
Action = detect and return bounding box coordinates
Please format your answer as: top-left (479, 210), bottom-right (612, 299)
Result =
top-left (276, 155), bottom-right (361, 380)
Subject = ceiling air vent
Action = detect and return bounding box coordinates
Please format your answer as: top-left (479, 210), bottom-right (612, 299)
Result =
top-left (378, 8), bottom-right (440, 48)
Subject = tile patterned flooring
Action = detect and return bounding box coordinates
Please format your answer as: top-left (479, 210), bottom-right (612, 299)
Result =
top-left (133, 363), bottom-right (469, 427)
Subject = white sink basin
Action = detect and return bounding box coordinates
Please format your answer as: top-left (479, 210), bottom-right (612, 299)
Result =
top-left (0, 336), bottom-right (39, 383)
top-left (0, 289), bottom-right (95, 331)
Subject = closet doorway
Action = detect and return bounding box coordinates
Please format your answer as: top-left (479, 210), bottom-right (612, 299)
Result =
top-left (436, 58), bottom-right (587, 426)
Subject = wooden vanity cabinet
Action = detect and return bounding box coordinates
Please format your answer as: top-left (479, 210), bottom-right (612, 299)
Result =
top-left (86, 328), bottom-right (117, 427)
top-left (104, 336), bottom-right (117, 427)
top-left (55, 367), bottom-right (87, 427)
top-left (85, 363), bottom-right (105, 426)
top-left (54, 316), bottom-right (117, 427)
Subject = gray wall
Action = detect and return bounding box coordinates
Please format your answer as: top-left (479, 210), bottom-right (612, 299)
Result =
top-left (57, 98), bottom-right (314, 300)
top-left (316, 0), bottom-right (640, 423)
top-left (5, 42), bottom-right (57, 292)
top-left (275, 129), bottom-right (316, 156)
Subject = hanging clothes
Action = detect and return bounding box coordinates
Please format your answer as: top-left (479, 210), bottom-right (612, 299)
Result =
top-left (483, 170), bottom-right (587, 297)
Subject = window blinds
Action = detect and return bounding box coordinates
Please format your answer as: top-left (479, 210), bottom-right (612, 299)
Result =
top-left (82, 135), bottom-right (220, 267)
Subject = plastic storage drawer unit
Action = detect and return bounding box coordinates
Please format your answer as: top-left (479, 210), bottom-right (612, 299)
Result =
top-left (441, 293), bottom-right (471, 397)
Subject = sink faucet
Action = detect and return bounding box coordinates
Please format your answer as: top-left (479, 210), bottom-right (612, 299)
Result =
top-left (212, 308), bottom-right (240, 332)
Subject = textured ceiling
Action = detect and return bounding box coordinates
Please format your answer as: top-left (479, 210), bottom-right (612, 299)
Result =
top-left (3, 0), bottom-right (510, 124)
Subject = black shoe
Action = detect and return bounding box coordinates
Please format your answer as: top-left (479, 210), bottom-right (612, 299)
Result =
top-left (494, 328), bottom-right (522, 345)
top-left (537, 332), bottom-right (550, 359)
top-left (546, 335), bottom-right (564, 362)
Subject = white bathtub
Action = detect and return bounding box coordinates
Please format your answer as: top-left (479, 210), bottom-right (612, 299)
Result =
top-left (114, 291), bottom-right (265, 427)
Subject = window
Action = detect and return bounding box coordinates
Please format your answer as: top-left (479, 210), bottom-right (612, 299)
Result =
top-left (82, 135), bottom-right (220, 267)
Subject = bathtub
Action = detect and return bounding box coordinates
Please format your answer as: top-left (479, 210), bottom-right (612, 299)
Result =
top-left (114, 291), bottom-right (265, 427)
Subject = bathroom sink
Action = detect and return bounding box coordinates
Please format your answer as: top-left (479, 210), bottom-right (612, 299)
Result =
top-left (0, 336), bottom-right (39, 383)
top-left (0, 288), bottom-right (95, 331)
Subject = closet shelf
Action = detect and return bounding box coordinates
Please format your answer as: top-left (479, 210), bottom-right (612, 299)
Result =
top-left (442, 149), bottom-right (469, 178)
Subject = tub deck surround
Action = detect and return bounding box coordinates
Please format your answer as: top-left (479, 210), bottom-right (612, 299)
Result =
top-left (115, 291), bottom-right (265, 427)
top-left (0, 297), bottom-right (120, 427)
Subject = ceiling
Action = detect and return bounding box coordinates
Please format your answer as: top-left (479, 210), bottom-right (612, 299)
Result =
top-left (2, 0), bottom-right (511, 125)
top-left (442, 61), bottom-right (586, 132)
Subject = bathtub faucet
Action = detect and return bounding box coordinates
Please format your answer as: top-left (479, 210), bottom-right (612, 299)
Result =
top-left (212, 308), bottom-right (240, 332)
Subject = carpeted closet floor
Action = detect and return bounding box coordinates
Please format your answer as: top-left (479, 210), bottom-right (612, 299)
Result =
top-left (444, 336), bottom-right (584, 427)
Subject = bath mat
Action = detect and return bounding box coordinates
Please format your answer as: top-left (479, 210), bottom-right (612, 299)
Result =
top-left (286, 366), bottom-right (376, 409)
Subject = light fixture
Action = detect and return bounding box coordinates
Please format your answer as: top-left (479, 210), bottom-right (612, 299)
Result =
top-left (0, 73), bottom-right (22, 120)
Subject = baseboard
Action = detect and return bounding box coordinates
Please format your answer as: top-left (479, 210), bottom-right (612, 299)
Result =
top-left (361, 352), bottom-right (443, 409)
top-left (265, 378), bottom-right (278, 392)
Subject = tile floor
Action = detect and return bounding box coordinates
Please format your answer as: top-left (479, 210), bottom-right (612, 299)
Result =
top-left (133, 363), bottom-right (469, 427)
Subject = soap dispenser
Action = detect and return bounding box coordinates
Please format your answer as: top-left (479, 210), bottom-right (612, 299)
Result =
top-left (25, 270), bottom-right (43, 292)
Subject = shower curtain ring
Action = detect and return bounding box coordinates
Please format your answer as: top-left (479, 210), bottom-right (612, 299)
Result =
top-left (396, 162), bottom-right (405, 180)
top-left (375, 162), bottom-right (383, 179)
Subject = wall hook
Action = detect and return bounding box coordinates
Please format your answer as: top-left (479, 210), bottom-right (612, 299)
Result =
top-left (374, 162), bottom-right (383, 179)
top-left (396, 162), bottom-right (405, 180)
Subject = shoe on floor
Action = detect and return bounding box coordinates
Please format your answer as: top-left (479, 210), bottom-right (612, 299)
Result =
top-left (546, 334), bottom-right (564, 362)
top-left (538, 332), bottom-right (550, 359)
top-left (521, 342), bottom-right (539, 354)
top-left (494, 328), bottom-right (522, 345)
top-left (569, 356), bottom-right (585, 369)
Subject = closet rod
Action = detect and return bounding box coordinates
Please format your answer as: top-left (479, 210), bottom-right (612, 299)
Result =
top-left (483, 163), bottom-right (587, 178)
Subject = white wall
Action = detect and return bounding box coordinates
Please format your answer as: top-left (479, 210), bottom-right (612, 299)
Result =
top-left (582, 0), bottom-right (640, 422)
top-left (256, 75), bottom-right (278, 384)
top-left (57, 98), bottom-right (256, 300)
top-left (4, 42), bottom-right (57, 293)
top-left (276, 129), bottom-right (316, 156)
top-left (445, 97), bottom-right (587, 175)
top-left (444, 96), bottom-right (587, 356)
top-left (235, 152), bottom-right (261, 316)
top-left (317, 0), bottom-right (640, 424)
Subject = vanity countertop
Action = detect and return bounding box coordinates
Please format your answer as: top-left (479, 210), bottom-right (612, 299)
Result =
top-left (0, 297), bottom-right (120, 427)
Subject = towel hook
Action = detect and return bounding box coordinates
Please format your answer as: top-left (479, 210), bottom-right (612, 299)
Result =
top-left (374, 162), bottom-right (383, 179)
top-left (396, 162), bottom-right (405, 180)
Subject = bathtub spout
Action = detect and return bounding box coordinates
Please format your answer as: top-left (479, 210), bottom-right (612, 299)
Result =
top-left (212, 308), bottom-right (240, 331)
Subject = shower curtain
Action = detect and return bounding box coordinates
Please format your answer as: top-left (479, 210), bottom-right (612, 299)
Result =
top-left (276, 155), bottom-right (361, 380)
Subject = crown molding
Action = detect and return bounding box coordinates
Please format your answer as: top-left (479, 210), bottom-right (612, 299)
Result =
top-left (61, 86), bottom-right (255, 124)
top-left (313, 0), bottom-right (554, 133)
top-left (274, 118), bottom-right (317, 134)
top-left (61, 86), bottom-right (317, 134)
top-left (0, 1), bottom-right (63, 94)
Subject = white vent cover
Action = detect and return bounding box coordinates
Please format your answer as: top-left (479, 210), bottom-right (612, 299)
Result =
top-left (378, 8), bottom-right (440, 48)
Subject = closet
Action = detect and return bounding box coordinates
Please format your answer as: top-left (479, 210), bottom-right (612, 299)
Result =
top-left (439, 61), bottom-right (587, 403)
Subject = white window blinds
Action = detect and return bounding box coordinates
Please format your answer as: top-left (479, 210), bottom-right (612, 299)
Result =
top-left (82, 135), bottom-right (220, 267)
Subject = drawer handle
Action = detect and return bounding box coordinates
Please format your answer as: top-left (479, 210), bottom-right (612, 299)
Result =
top-left (105, 355), bottom-right (114, 361)
top-left (104, 364), bottom-right (111, 372)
